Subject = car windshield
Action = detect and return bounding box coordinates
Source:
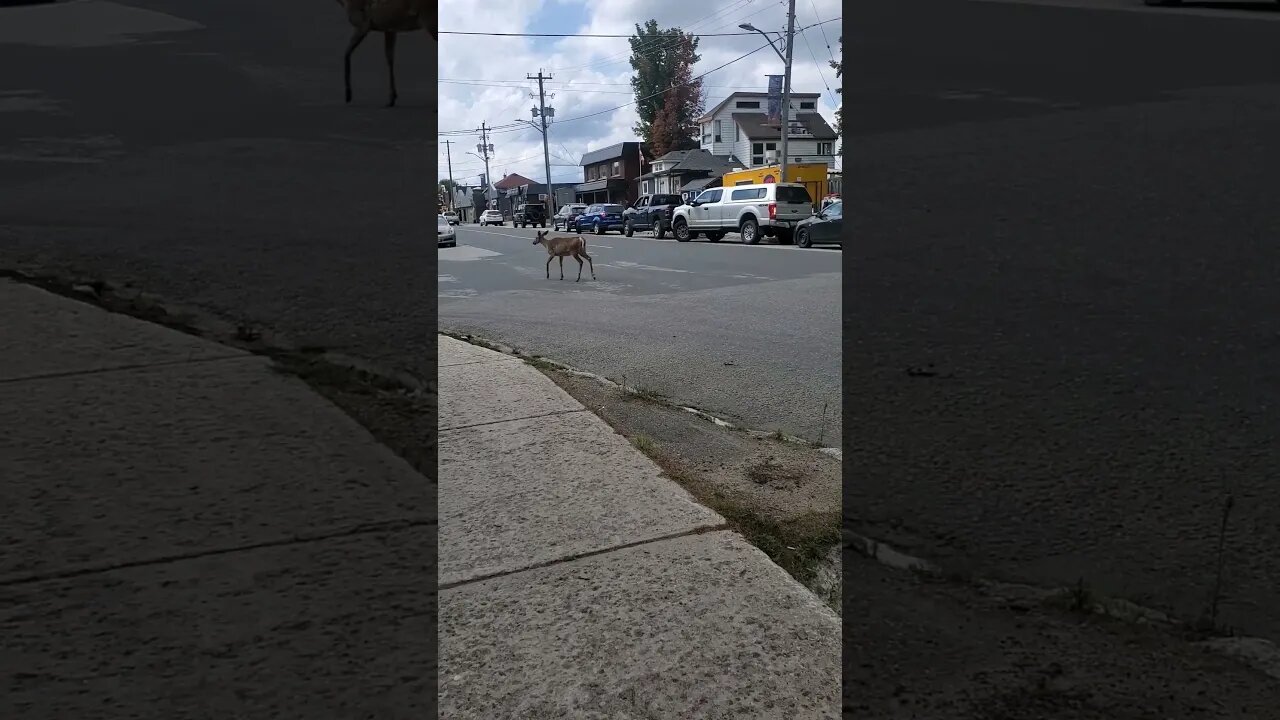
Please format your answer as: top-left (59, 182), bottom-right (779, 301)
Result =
top-left (602, 204), bottom-right (624, 214)
top-left (824, 201), bottom-right (842, 217)
top-left (775, 186), bottom-right (812, 204)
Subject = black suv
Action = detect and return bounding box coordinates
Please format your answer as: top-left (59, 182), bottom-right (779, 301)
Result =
top-left (515, 202), bottom-right (547, 228)
top-left (623, 194), bottom-right (683, 239)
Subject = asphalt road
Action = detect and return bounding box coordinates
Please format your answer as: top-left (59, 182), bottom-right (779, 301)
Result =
top-left (439, 223), bottom-right (842, 444)
top-left (0, 0), bottom-right (431, 372)
top-left (853, 0), bottom-right (1280, 640)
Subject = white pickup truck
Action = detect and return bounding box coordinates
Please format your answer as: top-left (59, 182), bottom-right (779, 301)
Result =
top-left (670, 182), bottom-right (814, 244)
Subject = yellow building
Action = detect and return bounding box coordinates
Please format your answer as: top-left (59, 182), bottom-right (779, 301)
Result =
top-left (722, 163), bottom-right (830, 211)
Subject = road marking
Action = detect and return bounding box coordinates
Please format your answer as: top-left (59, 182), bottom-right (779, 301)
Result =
top-left (438, 246), bottom-right (503, 262)
top-left (438, 274), bottom-right (457, 282)
top-left (610, 261), bottom-right (690, 273)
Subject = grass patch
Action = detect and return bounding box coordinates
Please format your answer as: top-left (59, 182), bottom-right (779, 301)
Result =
top-left (623, 385), bottom-right (665, 403)
top-left (716, 500), bottom-right (841, 587)
top-left (653, 458), bottom-right (838, 587)
top-left (630, 433), bottom-right (658, 456)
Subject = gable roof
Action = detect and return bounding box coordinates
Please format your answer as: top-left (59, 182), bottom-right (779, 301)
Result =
top-left (638, 150), bottom-right (746, 182)
top-left (493, 173), bottom-right (535, 190)
top-left (699, 91), bottom-right (821, 122)
top-left (731, 112), bottom-right (838, 141)
top-left (580, 141), bottom-right (647, 167)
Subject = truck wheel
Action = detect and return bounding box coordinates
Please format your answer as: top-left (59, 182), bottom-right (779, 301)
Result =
top-left (740, 218), bottom-right (760, 245)
top-left (776, 229), bottom-right (794, 245)
top-left (624, 220), bottom-right (635, 237)
top-left (655, 221), bottom-right (667, 240)
top-left (673, 219), bottom-right (691, 242)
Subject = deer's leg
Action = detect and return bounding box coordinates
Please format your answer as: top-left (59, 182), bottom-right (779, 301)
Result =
top-left (558, 255), bottom-right (565, 280)
top-left (546, 255), bottom-right (552, 279)
top-left (383, 31), bottom-right (398, 107)
top-left (580, 250), bottom-right (596, 280)
top-left (344, 28), bottom-right (370, 104)
top-left (574, 253), bottom-right (584, 282)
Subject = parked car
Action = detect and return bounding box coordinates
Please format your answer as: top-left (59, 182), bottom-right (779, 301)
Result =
top-left (479, 209), bottom-right (504, 226)
top-left (623, 194), bottom-right (683, 239)
top-left (437, 214), bottom-right (456, 247)
top-left (671, 182), bottom-right (813, 244)
top-left (794, 200), bottom-right (842, 248)
top-left (515, 202), bottom-right (547, 228)
top-left (574, 203), bottom-right (626, 235)
top-left (552, 204), bottom-right (589, 231)
top-left (442, 210), bottom-right (459, 226)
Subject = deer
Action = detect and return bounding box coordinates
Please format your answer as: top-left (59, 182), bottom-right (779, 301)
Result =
top-left (336, 0), bottom-right (429, 107)
top-left (534, 230), bottom-right (596, 282)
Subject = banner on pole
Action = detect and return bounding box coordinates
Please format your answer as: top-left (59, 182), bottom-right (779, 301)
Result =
top-left (766, 75), bottom-right (784, 127)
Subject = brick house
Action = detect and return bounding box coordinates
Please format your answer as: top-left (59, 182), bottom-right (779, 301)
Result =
top-left (575, 142), bottom-right (649, 206)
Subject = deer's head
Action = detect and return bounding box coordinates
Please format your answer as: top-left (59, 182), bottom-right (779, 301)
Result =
top-left (533, 230), bottom-right (547, 246)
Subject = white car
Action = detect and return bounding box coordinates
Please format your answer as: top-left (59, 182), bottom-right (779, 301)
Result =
top-left (671, 182), bottom-right (814, 245)
top-left (438, 214), bottom-right (456, 247)
top-left (442, 210), bottom-right (459, 226)
top-left (479, 210), bottom-right (504, 226)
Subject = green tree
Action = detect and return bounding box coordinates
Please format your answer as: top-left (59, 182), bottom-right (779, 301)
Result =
top-left (830, 36), bottom-right (842, 138)
top-left (629, 21), bottom-right (704, 151)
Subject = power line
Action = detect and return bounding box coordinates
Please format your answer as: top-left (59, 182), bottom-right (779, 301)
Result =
top-left (542, 0), bottom-right (759, 75)
top-left (808, 0), bottom-right (838, 67)
top-left (439, 30), bottom-right (758, 38)
top-left (437, 17), bottom-right (839, 136)
top-left (545, 20), bottom-right (842, 129)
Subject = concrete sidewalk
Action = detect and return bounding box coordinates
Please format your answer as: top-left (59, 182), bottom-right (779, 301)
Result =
top-left (0, 279), bottom-right (432, 718)
top-left (437, 334), bottom-right (840, 718)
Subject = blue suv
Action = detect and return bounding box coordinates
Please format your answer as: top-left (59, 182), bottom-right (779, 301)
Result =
top-left (574, 203), bottom-right (626, 235)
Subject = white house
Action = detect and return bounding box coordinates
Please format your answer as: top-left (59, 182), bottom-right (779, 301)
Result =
top-left (696, 92), bottom-right (838, 170)
top-left (637, 149), bottom-right (743, 202)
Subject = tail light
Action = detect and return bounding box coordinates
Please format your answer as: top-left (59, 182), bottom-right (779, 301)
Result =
top-left (768, 203), bottom-right (777, 221)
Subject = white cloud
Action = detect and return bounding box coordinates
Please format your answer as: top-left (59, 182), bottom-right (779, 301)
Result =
top-left (438, 0), bottom-right (843, 187)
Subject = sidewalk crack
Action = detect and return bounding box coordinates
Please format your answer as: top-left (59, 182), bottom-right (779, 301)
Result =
top-left (440, 523), bottom-right (731, 590)
top-left (0, 517), bottom-right (433, 588)
top-left (439, 407), bottom-right (586, 433)
top-left (0, 353), bottom-right (251, 385)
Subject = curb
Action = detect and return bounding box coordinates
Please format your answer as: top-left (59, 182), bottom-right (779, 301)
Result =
top-left (1, 268), bottom-right (428, 396)
top-left (848, 531), bottom-right (1280, 680)
top-left (439, 330), bottom-right (842, 457)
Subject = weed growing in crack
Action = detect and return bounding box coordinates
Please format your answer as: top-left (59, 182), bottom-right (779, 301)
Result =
top-left (630, 433), bottom-right (658, 456)
top-left (1070, 577), bottom-right (1094, 613)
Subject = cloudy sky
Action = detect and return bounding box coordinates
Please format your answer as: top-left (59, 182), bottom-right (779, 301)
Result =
top-left (437, 0), bottom-right (843, 189)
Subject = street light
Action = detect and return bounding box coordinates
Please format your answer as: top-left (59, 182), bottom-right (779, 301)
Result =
top-left (740, 2), bottom-right (796, 179)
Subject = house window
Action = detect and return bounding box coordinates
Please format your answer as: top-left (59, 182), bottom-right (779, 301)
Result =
top-left (818, 142), bottom-right (833, 155)
top-left (793, 157), bottom-right (802, 162)
top-left (734, 122), bottom-right (739, 142)
top-left (736, 101), bottom-right (761, 109)
top-left (702, 124), bottom-right (711, 144)
top-left (612, 161), bottom-right (621, 177)
top-left (714, 120), bottom-right (722, 143)
top-left (800, 101), bottom-right (816, 109)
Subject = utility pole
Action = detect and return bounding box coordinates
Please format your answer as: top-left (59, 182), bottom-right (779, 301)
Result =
top-left (476, 122), bottom-right (494, 210)
top-left (779, 0), bottom-right (797, 180)
top-left (528, 70), bottom-right (556, 217)
top-left (442, 139), bottom-right (456, 211)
